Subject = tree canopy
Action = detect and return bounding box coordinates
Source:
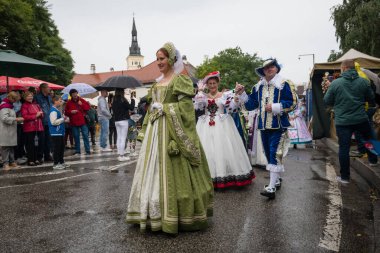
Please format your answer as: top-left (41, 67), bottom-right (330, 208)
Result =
top-left (327, 50), bottom-right (344, 62)
top-left (196, 47), bottom-right (263, 92)
top-left (0, 0), bottom-right (74, 85)
top-left (331, 0), bottom-right (380, 57)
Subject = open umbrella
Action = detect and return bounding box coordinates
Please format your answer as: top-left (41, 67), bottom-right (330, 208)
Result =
top-left (0, 76), bottom-right (24, 92)
top-left (0, 76), bottom-right (64, 92)
top-left (96, 75), bottom-right (142, 90)
top-left (20, 77), bottom-right (64, 90)
top-left (362, 68), bottom-right (380, 95)
top-left (62, 83), bottom-right (97, 96)
top-left (0, 50), bottom-right (55, 92)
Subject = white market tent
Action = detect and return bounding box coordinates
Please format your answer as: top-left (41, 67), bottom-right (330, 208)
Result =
top-left (311, 49), bottom-right (380, 140)
top-left (312, 48), bottom-right (380, 71)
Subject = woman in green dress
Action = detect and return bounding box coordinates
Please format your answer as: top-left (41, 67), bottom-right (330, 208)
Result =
top-left (126, 42), bottom-right (214, 234)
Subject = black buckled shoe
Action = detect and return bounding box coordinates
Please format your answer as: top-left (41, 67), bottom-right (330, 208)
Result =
top-left (275, 178), bottom-right (282, 190)
top-left (260, 185), bottom-right (276, 199)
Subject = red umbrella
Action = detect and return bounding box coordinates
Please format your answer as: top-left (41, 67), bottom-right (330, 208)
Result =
top-left (19, 77), bottom-right (64, 90)
top-left (0, 76), bottom-right (24, 92)
top-left (0, 76), bottom-right (64, 92)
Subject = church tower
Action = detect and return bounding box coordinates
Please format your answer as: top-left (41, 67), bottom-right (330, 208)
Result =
top-left (127, 17), bottom-right (144, 70)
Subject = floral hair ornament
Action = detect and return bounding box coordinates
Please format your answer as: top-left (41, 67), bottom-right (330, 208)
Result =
top-left (203, 71), bottom-right (221, 85)
top-left (162, 42), bottom-right (177, 66)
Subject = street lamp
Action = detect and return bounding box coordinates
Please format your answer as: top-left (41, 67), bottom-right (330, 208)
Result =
top-left (298, 53), bottom-right (315, 65)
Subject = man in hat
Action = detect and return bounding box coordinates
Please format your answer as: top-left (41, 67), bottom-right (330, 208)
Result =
top-left (236, 58), bottom-right (297, 199)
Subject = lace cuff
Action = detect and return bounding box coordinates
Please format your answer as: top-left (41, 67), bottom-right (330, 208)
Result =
top-left (272, 103), bottom-right (283, 116)
top-left (193, 92), bottom-right (207, 110)
top-left (238, 92), bottom-right (249, 104)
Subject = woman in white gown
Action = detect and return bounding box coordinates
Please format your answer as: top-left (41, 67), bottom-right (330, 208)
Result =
top-left (288, 98), bottom-right (312, 146)
top-left (194, 71), bottom-right (255, 189)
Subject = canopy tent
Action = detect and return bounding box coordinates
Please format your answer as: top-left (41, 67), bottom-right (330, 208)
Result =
top-left (311, 49), bottom-right (380, 139)
top-left (0, 50), bottom-right (55, 76)
top-left (0, 76), bottom-right (64, 92)
top-left (313, 49), bottom-right (380, 71)
top-left (0, 50), bottom-right (56, 92)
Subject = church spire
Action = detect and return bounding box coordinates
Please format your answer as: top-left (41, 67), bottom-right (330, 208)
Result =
top-left (132, 17), bottom-right (137, 36)
top-left (126, 15), bottom-right (144, 70)
top-left (129, 17), bottom-right (141, 56)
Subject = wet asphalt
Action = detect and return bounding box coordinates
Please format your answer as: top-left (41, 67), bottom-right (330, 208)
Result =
top-left (0, 143), bottom-right (377, 253)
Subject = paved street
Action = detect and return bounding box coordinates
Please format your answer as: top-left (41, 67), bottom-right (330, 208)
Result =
top-left (0, 143), bottom-right (378, 253)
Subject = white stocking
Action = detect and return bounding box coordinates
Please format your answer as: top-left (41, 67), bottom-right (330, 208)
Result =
top-left (269, 172), bottom-right (280, 189)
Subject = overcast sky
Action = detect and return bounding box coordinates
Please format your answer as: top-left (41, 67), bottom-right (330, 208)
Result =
top-left (46, 0), bottom-right (342, 84)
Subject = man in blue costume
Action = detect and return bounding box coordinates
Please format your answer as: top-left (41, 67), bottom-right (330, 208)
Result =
top-left (236, 58), bottom-right (297, 199)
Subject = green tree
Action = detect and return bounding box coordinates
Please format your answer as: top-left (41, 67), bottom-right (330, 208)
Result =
top-left (0, 0), bottom-right (74, 85)
top-left (331, 0), bottom-right (380, 57)
top-left (327, 50), bottom-right (343, 62)
top-left (196, 47), bottom-right (263, 92)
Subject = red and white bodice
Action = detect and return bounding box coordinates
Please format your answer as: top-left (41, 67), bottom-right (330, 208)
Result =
top-left (193, 90), bottom-right (242, 126)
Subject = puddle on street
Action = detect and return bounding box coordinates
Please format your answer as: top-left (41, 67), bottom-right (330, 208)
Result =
top-left (14, 180), bottom-right (31, 185)
top-left (309, 169), bottom-right (328, 182)
top-left (85, 210), bottom-right (97, 215)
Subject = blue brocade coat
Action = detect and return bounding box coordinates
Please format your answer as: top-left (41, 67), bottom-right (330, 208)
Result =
top-left (243, 74), bottom-right (297, 130)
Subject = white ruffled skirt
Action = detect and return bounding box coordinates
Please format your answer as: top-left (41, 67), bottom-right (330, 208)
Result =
top-left (196, 114), bottom-right (255, 189)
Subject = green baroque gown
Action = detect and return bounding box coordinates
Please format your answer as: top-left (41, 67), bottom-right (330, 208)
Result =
top-left (126, 74), bottom-right (214, 234)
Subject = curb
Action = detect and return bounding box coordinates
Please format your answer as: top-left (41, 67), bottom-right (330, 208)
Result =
top-left (322, 138), bottom-right (380, 252)
top-left (374, 199), bottom-right (380, 253)
top-left (322, 138), bottom-right (380, 192)
top-left (0, 164), bottom-right (54, 175)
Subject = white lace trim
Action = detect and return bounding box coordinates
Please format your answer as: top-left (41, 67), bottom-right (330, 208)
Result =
top-left (127, 120), bottom-right (162, 226)
top-left (255, 74), bottom-right (287, 91)
top-left (266, 163), bottom-right (285, 172)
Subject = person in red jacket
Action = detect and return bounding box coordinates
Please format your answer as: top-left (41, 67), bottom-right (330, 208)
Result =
top-left (21, 91), bottom-right (44, 166)
top-left (64, 89), bottom-right (91, 155)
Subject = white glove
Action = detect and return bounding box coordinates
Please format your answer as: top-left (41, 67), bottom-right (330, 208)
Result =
top-left (194, 91), bottom-right (207, 102)
top-left (151, 102), bottom-right (163, 111)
